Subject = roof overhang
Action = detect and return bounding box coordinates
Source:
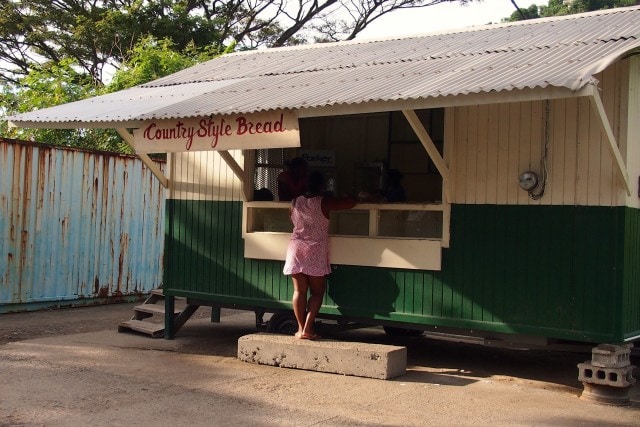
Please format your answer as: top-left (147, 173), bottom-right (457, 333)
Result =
top-left (298, 85), bottom-right (598, 118)
top-left (7, 84), bottom-right (597, 130)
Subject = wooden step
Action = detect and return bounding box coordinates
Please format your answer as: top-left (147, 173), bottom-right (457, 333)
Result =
top-left (118, 289), bottom-right (199, 339)
top-left (149, 289), bottom-right (185, 299)
top-left (118, 319), bottom-right (165, 338)
top-left (134, 304), bottom-right (180, 316)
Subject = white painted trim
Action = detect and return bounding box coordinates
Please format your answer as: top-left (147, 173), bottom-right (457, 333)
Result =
top-left (243, 149), bottom-right (256, 201)
top-left (586, 87), bottom-right (632, 195)
top-left (243, 201), bottom-right (446, 268)
top-left (219, 150), bottom-right (249, 201)
top-left (400, 110), bottom-right (450, 246)
top-left (298, 86), bottom-right (595, 119)
top-left (116, 128), bottom-right (169, 188)
top-left (402, 110), bottom-right (450, 182)
top-left (243, 232), bottom-right (442, 270)
top-left (442, 202), bottom-right (451, 248)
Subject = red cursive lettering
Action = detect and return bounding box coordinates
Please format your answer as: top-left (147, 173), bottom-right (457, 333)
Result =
top-left (236, 113), bottom-right (285, 136)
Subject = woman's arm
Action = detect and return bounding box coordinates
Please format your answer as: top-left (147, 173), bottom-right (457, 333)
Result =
top-left (321, 196), bottom-right (357, 219)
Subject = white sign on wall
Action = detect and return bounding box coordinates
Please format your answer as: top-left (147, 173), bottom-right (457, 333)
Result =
top-left (300, 150), bottom-right (335, 167)
top-left (132, 110), bottom-right (300, 153)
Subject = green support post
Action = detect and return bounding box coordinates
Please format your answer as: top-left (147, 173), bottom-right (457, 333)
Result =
top-left (165, 295), bottom-right (175, 340)
top-left (211, 306), bottom-right (221, 323)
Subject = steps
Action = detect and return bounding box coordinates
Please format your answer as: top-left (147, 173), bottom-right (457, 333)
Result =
top-left (118, 289), bottom-right (199, 338)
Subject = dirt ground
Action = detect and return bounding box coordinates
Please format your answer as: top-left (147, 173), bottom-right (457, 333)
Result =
top-left (0, 301), bottom-right (212, 346)
top-left (1, 302), bottom-right (639, 426)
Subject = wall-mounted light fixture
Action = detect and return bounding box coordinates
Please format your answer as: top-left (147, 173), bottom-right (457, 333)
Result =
top-left (518, 171), bottom-right (539, 192)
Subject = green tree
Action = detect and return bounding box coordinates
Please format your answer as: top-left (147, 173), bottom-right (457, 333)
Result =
top-left (1, 37), bottom-right (217, 152)
top-left (106, 36), bottom-right (219, 93)
top-left (0, 0), bottom-right (475, 152)
top-left (0, 0), bottom-right (224, 86)
top-left (505, 0), bottom-right (636, 22)
top-left (0, 0), bottom-right (474, 87)
top-left (0, 58), bottom-right (125, 151)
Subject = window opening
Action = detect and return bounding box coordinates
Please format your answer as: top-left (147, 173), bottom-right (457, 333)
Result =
top-left (253, 148), bottom-right (283, 200)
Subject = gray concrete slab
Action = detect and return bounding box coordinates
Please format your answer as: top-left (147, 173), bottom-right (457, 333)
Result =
top-left (238, 332), bottom-right (406, 379)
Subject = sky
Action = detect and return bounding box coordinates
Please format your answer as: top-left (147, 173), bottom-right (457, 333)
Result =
top-left (357, 0), bottom-right (549, 39)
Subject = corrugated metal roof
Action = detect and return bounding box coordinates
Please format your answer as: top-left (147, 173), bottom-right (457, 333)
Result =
top-left (7, 6), bottom-right (640, 128)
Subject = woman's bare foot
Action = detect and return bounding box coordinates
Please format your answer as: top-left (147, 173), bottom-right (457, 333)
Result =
top-left (301, 331), bottom-right (321, 340)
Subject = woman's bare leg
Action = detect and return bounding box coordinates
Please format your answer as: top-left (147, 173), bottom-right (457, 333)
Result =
top-left (302, 275), bottom-right (326, 338)
top-left (291, 273), bottom-right (308, 337)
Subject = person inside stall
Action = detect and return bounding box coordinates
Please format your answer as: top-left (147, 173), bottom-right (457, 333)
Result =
top-left (384, 169), bottom-right (406, 202)
top-left (283, 171), bottom-right (356, 339)
top-left (253, 187), bottom-right (274, 201)
top-left (277, 157), bottom-right (308, 201)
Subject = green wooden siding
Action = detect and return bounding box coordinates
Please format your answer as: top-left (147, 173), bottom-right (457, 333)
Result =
top-left (164, 200), bottom-right (640, 343)
top-left (622, 207), bottom-right (640, 340)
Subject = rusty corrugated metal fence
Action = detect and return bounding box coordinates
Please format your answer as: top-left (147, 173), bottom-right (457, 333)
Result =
top-left (0, 138), bottom-right (165, 312)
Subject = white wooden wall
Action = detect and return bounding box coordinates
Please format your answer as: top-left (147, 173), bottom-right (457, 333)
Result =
top-left (448, 59), bottom-right (634, 207)
top-left (168, 150), bottom-right (244, 201)
top-left (625, 56), bottom-right (640, 209)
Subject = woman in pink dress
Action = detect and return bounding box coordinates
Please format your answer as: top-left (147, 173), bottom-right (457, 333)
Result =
top-left (283, 171), bottom-right (356, 339)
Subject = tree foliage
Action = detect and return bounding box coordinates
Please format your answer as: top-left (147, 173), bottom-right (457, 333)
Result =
top-left (505, 0), bottom-right (637, 22)
top-left (106, 36), bottom-right (218, 93)
top-left (0, 0), bottom-right (473, 151)
top-left (0, 0), bottom-right (470, 86)
top-left (1, 36), bottom-right (213, 152)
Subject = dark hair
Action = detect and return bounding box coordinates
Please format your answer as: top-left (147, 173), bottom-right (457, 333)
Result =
top-left (253, 187), bottom-right (274, 201)
top-left (307, 171), bottom-right (324, 194)
top-left (387, 169), bottom-right (403, 184)
top-left (286, 157), bottom-right (308, 171)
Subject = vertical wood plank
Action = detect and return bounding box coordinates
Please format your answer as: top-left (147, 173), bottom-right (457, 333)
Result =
top-left (517, 102), bottom-right (532, 205)
top-left (486, 103), bottom-right (500, 204)
top-left (444, 107), bottom-right (456, 204)
top-left (454, 107), bottom-right (468, 204)
top-left (587, 98), bottom-right (602, 206)
top-left (528, 101), bottom-right (544, 206)
top-left (506, 103), bottom-right (521, 203)
top-left (563, 98), bottom-right (578, 205)
top-left (496, 103), bottom-right (511, 204)
top-left (476, 105), bottom-right (489, 204)
top-left (466, 105), bottom-right (478, 204)
top-left (600, 67), bottom-right (616, 207)
top-left (576, 97), bottom-right (591, 205)
top-left (550, 99), bottom-right (566, 205)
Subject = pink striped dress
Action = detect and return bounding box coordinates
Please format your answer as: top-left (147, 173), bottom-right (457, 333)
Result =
top-left (283, 196), bottom-right (330, 276)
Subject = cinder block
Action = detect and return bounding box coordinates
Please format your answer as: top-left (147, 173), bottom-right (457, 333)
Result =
top-left (238, 333), bottom-right (406, 379)
top-left (577, 362), bottom-right (636, 388)
top-left (591, 344), bottom-right (632, 368)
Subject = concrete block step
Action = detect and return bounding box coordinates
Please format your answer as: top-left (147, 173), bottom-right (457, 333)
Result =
top-left (238, 333), bottom-right (406, 380)
top-left (118, 319), bottom-right (164, 338)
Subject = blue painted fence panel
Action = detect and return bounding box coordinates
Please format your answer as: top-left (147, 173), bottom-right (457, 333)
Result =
top-left (0, 138), bottom-right (165, 312)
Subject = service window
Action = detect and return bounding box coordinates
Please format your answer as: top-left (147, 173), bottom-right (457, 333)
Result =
top-left (243, 109), bottom-right (448, 271)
